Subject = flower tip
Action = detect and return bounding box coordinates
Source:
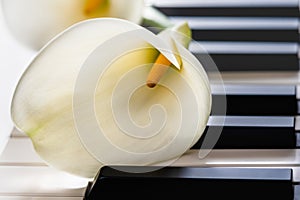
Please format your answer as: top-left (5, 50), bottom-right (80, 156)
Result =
top-left (146, 82), bottom-right (157, 88)
top-left (84, 0), bottom-right (106, 15)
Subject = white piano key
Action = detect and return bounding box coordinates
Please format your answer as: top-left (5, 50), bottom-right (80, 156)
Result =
top-left (0, 138), bottom-right (44, 165)
top-left (208, 116), bottom-right (294, 127)
top-left (294, 116), bottom-right (300, 131)
top-left (169, 17), bottom-right (299, 30)
top-left (149, 0), bottom-right (299, 7)
top-left (2, 137), bottom-right (298, 186)
top-left (2, 138), bottom-right (299, 169)
top-left (0, 197), bottom-right (83, 200)
top-left (0, 166), bottom-right (89, 197)
top-left (297, 85), bottom-right (300, 99)
top-left (189, 41), bottom-right (298, 54)
top-left (1, 139), bottom-right (298, 195)
top-left (172, 149), bottom-right (300, 167)
top-left (293, 167), bottom-right (300, 182)
top-left (208, 71), bottom-right (300, 85)
top-left (211, 84), bottom-right (295, 95)
top-left (171, 150), bottom-right (300, 182)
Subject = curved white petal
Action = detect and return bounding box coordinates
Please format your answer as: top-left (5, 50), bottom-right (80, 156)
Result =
top-left (11, 18), bottom-right (211, 178)
top-left (2, 0), bottom-right (145, 50)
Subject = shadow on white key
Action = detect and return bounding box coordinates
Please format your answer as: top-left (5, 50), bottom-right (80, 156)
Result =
top-left (0, 166), bottom-right (89, 197)
top-left (0, 129), bottom-right (90, 198)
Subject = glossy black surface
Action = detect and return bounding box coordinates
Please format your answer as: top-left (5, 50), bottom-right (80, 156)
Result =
top-left (211, 84), bottom-right (297, 115)
top-left (193, 116), bottom-right (296, 149)
top-left (84, 166), bottom-right (294, 200)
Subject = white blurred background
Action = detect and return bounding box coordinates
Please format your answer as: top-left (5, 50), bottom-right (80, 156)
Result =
top-left (0, 3), bottom-right (36, 154)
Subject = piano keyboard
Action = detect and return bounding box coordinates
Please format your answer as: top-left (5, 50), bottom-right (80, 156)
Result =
top-left (151, 0), bottom-right (300, 71)
top-left (1, 134), bottom-right (299, 199)
top-left (1, 0), bottom-right (300, 199)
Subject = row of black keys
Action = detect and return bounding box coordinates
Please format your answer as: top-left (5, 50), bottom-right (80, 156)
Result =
top-left (83, 84), bottom-right (299, 198)
top-left (83, 85), bottom-right (300, 198)
top-left (195, 84), bottom-right (299, 149)
top-left (144, 1), bottom-right (300, 71)
top-left (84, 166), bottom-right (297, 200)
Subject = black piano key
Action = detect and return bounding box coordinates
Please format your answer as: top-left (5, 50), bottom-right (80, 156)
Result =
top-left (192, 116), bottom-right (296, 149)
top-left (151, 0), bottom-right (299, 8)
top-left (211, 84), bottom-right (297, 115)
top-left (191, 30), bottom-right (299, 42)
top-left (84, 166), bottom-right (294, 200)
top-left (196, 54), bottom-right (299, 71)
top-left (152, 0), bottom-right (300, 17)
top-left (170, 17), bottom-right (299, 42)
top-left (170, 16), bottom-right (299, 31)
top-left (191, 42), bottom-right (299, 71)
top-left (155, 7), bottom-right (300, 17)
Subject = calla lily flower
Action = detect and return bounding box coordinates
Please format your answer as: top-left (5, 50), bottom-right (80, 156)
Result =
top-left (11, 18), bottom-right (212, 178)
top-left (1, 0), bottom-right (145, 50)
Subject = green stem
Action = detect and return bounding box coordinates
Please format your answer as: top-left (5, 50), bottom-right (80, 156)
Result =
top-left (141, 6), bottom-right (174, 30)
top-left (142, 6), bottom-right (192, 50)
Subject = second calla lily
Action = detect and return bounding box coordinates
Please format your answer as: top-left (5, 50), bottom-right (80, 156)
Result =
top-left (1, 0), bottom-right (145, 50)
top-left (11, 18), bottom-right (212, 178)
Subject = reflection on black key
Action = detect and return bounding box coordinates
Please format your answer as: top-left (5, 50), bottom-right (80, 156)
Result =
top-left (84, 166), bottom-right (294, 200)
top-left (152, 0), bottom-right (300, 17)
top-left (192, 116), bottom-right (296, 149)
top-left (155, 7), bottom-right (300, 17)
top-left (211, 84), bottom-right (297, 116)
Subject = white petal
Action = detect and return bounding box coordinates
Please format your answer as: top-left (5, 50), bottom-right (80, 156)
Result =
top-left (2, 0), bottom-right (145, 50)
top-left (11, 18), bottom-right (144, 178)
top-left (11, 18), bottom-right (211, 178)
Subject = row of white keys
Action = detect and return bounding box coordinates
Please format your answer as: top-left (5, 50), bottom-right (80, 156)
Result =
top-left (0, 130), bottom-right (90, 199)
top-left (1, 131), bottom-right (299, 198)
